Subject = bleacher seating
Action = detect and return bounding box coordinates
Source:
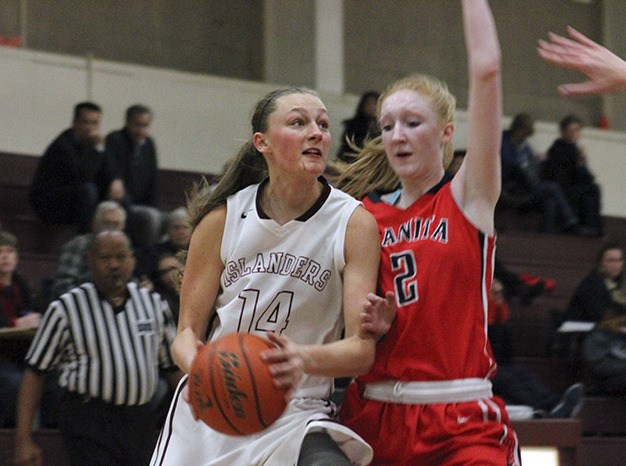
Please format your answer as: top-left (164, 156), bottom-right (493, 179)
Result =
top-left (2, 151), bottom-right (625, 466)
top-left (0, 151), bottom-right (210, 299)
top-left (0, 151), bottom-right (211, 465)
top-left (511, 418), bottom-right (581, 466)
top-left (495, 207), bottom-right (626, 466)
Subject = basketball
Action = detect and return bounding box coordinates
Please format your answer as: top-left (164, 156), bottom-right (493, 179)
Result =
top-left (188, 332), bottom-right (288, 436)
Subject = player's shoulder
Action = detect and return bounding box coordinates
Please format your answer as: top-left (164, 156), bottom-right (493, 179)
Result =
top-left (195, 204), bottom-right (227, 239)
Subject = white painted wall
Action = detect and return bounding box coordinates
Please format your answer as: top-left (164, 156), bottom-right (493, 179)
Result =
top-left (1, 46), bottom-right (624, 218)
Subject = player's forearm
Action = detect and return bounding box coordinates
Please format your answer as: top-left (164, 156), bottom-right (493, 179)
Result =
top-left (172, 327), bottom-right (200, 374)
top-left (299, 335), bottom-right (375, 378)
top-left (463, 0), bottom-right (501, 79)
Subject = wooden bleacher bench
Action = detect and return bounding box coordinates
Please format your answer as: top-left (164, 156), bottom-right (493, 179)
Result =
top-left (511, 418), bottom-right (581, 466)
top-left (580, 396), bottom-right (626, 436)
top-left (578, 436), bottom-right (626, 466)
top-left (514, 357), bottom-right (583, 394)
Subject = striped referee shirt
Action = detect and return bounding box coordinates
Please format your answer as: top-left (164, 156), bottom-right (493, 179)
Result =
top-left (25, 281), bottom-right (177, 406)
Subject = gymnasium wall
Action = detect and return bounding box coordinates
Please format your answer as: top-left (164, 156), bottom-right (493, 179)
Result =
top-left (1, 44), bottom-right (625, 218)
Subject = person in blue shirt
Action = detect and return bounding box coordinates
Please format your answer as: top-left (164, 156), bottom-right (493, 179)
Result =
top-left (500, 113), bottom-right (579, 234)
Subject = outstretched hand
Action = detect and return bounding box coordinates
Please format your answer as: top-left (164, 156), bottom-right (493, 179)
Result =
top-left (360, 291), bottom-right (397, 338)
top-left (538, 26), bottom-right (626, 97)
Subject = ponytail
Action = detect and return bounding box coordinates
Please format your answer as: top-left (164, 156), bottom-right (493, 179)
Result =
top-left (335, 136), bottom-right (399, 200)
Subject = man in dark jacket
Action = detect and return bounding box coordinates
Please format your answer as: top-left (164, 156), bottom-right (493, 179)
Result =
top-left (543, 114), bottom-right (603, 237)
top-left (105, 104), bottom-right (163, 249)
top-left (29, 102), bottom-right (118, 233)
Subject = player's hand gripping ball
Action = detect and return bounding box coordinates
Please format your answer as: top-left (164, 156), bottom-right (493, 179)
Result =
top-left (189, 332), bottom-right (288, 435)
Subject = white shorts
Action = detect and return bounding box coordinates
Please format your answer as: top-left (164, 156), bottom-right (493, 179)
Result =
top-left (150, 375), bottom-right (373, 466)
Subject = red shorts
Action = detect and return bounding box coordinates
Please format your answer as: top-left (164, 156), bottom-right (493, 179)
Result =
top-left (340, 382), bottom-right (521, 466)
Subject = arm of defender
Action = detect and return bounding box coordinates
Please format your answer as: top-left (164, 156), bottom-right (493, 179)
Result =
top-left (451, 0), bottom-right (502, 235)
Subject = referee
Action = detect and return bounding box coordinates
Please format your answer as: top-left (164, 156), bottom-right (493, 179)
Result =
top-left (13, 230), bottom-right (182, 466)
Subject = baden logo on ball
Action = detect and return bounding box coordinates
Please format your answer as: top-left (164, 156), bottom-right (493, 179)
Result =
top-left (189, 332), bottom-right (288, 436)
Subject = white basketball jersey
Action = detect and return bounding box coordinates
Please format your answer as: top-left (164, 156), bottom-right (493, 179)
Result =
top-left (211, 179), bottom-right (360, 398)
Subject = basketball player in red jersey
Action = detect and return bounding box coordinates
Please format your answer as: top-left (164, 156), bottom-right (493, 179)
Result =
top-left (337, 1), bottom-right (520, 464)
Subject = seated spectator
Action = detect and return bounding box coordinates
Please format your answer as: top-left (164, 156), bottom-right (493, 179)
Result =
top-left (151, 253), bottom-right (183, 325)
top-left (0, 231), bottom-right (61, 429)
top-left (13, 230), bottom-right (182, 466)
top-left (336, 91), bottom-right (380, 163)
top-left (29, 102), bottom-right (121, 233)
top-left (105, 104), bottom-right (164, 250)
top-left (543, 114), bottom-right (603, 237)
top-left (50, 201), bottom-right (127, 301)
top-left (488, 278), bottom-right (584, 418)
top-left (582, 303), bottom-right (626, 396)
top-left (0, 231), bottom-right (41, 427)
top-left (494, 258), bottom-right (555, 307)
top-left (564, 244), bottom-right (625, 323)
top-left (500, 113), bottom-right (579, 234)
top-left (137, 206), bottom-right (191, 278)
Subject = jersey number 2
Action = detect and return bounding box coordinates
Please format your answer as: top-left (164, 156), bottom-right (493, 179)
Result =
top-left (390, 251), bottom-right (418, 305)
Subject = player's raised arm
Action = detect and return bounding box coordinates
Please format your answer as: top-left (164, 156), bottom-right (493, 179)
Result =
top-left (451, 0), bottom-right (502, 234)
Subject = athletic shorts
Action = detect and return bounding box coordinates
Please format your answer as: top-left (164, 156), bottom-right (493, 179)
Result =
top-left (340, 381), bottom-right (521, 466)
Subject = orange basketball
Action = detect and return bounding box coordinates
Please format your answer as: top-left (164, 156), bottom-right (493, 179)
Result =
top-left (188, 332), bottom-right (288, 436)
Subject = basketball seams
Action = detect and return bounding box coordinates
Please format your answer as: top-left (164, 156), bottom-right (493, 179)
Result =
top-left (209, 339), bottom-right (244, 435)
top-left (240, 333), bottom-right (269, 429)
top-left (189, 332), bottom-right (287, 435)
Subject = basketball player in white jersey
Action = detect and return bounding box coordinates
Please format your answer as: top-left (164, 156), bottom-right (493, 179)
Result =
top-left (151, 87), bottom-right (394, 466)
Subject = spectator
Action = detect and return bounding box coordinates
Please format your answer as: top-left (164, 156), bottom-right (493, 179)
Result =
top-left (564, 244), bottom-right (625, 323)
top-left (13, 230), bottom-right (182, 466)
top-left (50, 200), bottom-right (127, 300)
top-left (582, 302), bottom-right (626, 396)
top-left (500, 113), bottom-right (579, 234)
top-left (0, 231), bottom-right (40, 427)
top-left (336, 91), bottom-right (380, 163)
top-left (543, 114), bottom-right (603, 237)
top-left (105, 104), bottom-right (164, 249)
top-left (0, 232), bottom-right (38, 329)
top-left (151, 252), bottom-right (183, 325)
top-left (137, 206), bottom-right (191, 278)
top-left (29, 102), bottom-right (120, 233)
top-left (494, 258), bottom-right (555, 307)
top-left (488, 278), bottom-right (584, 418)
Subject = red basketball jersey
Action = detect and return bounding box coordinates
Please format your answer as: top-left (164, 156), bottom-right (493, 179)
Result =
top-left (360, 180), bottom-right (496, 383)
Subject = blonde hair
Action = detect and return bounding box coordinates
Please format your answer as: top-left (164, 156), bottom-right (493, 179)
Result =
top-left (336, 74), bottom-right (456, 200)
